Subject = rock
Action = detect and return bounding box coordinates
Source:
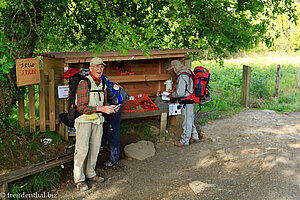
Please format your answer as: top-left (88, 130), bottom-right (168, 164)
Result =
top-left (189, 181), bottom-right (215, 194)
top-left (124, 140), bottom-right (155, 160)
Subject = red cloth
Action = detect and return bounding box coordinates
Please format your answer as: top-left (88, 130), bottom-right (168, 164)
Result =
top-left (62, 68), bottom-right (80, 79)
top-left (90, 72), bottom-right (102, 82)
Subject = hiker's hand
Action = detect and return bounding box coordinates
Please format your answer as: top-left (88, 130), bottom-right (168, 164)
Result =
top-left (168, 89), bottom-right (175, 93)
top-left (97, 105), bottom-right (117, 114)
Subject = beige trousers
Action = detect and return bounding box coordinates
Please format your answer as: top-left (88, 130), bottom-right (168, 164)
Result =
top-left (73, 121), bottom-right (103, 183)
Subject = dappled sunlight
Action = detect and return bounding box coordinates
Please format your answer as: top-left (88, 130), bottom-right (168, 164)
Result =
top-left (86, 179), bottom-right (128, 199)
top-left (256, 123), bottom-right (300, 136)
top-left (288, 142), bottom-right (300, 148)
top-left (261, 155), bottom-right (296, 170)
top-left (222, 161), bottom-right (243, 171)
top-left (281, 169), bottom-right (296, 176)
top-left (194, 155), bottom-right (218, 168)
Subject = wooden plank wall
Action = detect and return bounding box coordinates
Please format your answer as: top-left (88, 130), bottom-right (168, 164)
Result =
top-left (106, 59), bottom-right (170, 97)
top-left (43, 57), bottom-right (65, 137)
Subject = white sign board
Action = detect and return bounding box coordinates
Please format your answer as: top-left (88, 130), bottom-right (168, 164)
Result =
top-left (58, 86), bottom-right (69, 99)
top-left (169, 103), bottom-right (182, 116)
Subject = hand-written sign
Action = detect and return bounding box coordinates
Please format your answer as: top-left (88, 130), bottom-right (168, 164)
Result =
top-left (16, 58), bottom-right (40, 86)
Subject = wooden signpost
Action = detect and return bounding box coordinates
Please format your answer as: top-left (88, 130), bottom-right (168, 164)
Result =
top-left (16, 58), bottom-right (40, 86)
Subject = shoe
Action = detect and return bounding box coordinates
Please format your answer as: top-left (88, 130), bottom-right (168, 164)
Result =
top-left (88, 176), bottom-right (105, 183)
top-left (103, 160), bottom-right (115, 167)
top-left (75, 181), bottom-right (89, 191)
top-left (174, 141), bottom-right (189, 147)
top-left (190, 138), bottom-right (200, 144)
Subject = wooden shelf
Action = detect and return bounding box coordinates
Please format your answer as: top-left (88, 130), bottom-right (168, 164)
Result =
top-left (107, 74), bottom-right (169, 83)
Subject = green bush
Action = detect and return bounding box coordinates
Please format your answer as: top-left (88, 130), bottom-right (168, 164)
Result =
top-left (193, 60), bottom-right (300, 114)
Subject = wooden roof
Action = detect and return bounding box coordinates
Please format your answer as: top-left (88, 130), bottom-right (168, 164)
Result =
top-left (39, 49), bottom-right (201, 63)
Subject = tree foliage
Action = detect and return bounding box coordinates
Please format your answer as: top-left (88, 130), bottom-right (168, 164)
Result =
top-left (0, 0), bottom-right (298, 123)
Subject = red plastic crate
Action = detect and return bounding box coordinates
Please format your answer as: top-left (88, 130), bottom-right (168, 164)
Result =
top-left (112, 62), bottom-right (134, 76)
top-left (134, 93), bottom-right (159, 112)
top-left (122, 97), bottom-right (144, 113)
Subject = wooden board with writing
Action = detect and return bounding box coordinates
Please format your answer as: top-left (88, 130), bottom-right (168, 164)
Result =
top-left (16, 58), bottom-right (40, 86)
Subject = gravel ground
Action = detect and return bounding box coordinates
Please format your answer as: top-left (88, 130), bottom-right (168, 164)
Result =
top-left (57, 110), bottom-right (300, 200)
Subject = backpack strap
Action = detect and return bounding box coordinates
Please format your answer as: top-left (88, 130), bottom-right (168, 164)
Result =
top-left (177, 71), bottom-right (194, 96)
top-left (84, 77), bottom-right (105, 102)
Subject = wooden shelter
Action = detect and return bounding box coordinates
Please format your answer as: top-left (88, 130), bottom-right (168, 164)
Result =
top-left (18, 49), bottom-right (200, 140)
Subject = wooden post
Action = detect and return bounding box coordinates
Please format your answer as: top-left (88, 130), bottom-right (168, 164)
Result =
top-left (63, 64), bottom-right (69, 140)
top-left (169, 116), bottom-right (176, 126)
top-left (49, 69), bottom-right (56, 132)
top-left (298, 64), bottom-right (300, 88)
top-left (18, 93), bottom-right (25, 128)
top-left (275, 64), bottom-right (281, 98)
top-left (159, 112), bottom-right (167, 142)
top-left (28, 85), bottom-right (36, 133)
top-left (160, 112), bottom-right (167, 134)
top-left (241, 65), bottom-right (251, 107)
top-left (39, 70), bottom-right (46, 132)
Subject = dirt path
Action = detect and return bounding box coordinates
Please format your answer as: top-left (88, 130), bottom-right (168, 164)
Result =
top-left (57, 110), bottom-right (300, 200)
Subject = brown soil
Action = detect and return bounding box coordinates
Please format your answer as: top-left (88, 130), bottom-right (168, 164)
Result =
top-left (51, 110), bottom-right (300, 199)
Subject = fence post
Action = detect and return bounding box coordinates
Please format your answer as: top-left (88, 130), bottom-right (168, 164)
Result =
top-left (241, 65), bottom-right (251, 107)
top-left (274, 64), bottom-right (281, 98)
top-left (39, 70), bottom-right (46, 132)
top-left (28, 85), bottom-right (36, 133)
top-left (49, 69), bottom-right (56, 132)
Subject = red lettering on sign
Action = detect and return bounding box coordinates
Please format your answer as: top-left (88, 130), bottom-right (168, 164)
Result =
top-left (22, 69), bottom-right (38, 75)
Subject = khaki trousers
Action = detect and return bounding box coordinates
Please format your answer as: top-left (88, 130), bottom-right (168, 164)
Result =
top-left (73, 121), bottom-right (103, 183)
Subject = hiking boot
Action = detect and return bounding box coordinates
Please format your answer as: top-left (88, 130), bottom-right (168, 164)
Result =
top-left (75, 181), bottom-right (89, 191)
top-left (174, 141), bottom-right (189, 147)
top-left (190, 138), bottom-right (200, 144)
top-left (88, 176), bottom-right (105, 183)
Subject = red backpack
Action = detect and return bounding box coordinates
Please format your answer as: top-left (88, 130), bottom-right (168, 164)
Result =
top-left (179, 66), bottom-right (211, 104)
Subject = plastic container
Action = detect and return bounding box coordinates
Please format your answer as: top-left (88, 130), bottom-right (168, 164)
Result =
top-left (122, 96), bottom-right (144, 113)
top-left (134, 93), bottom-right (159, 112)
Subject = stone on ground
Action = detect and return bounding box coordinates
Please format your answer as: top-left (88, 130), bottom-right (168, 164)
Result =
top-left (189, 181), bottom-right (215, 194)
top-left (124, 140), bottom-right (155, 160)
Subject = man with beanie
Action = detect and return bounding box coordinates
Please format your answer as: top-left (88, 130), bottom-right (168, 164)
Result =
top-left (74, 57), bottom-right (119, 191)
top-left (168, 60), bottom-right (200, 146)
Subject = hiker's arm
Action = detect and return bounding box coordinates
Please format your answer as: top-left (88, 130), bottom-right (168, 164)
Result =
top-left (171, 77), bottom-right (187, 98)
top-left (96, 105), bottom-right (118, 114)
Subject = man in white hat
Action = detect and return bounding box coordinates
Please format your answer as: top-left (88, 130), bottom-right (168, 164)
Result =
top-left (74, 57), bottom-right (119, 191)
top-left (168, 60), bottom-right (200, 146)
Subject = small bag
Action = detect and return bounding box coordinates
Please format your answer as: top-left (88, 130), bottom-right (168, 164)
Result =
top-left (102, 76), bottom-right (129, 105)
